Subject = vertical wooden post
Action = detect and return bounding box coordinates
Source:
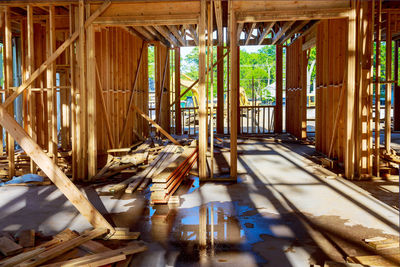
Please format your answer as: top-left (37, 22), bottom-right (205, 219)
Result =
top-left (27, 4), bottom-right (37, 173)
top-left (216, 46), bottom-right (224, 134)
top-left (394, 40), bottom-right (400, 131)
top-left (70, 4), bottom-right (78, 180)
top-left (175, 47), bottom-right (182, 135)
top-left (374, 0), bottom-right (381, 177)
top-left (87, 24), bottom-right (97, 179)
top-left (300, 39), bottom-right (307, 139)
top-left (229, 2), bottom-right (238, 180)
top-left (4, 7), bottom-right (14, 178)
top-left (47, 5), bottom-right (57, 164)
top-left (345, 6), bottom-right (356, 179)
top-left (199, 0), bottom-right (207, 180)
top-left (275, 45), bottom-right (283, 133)
top-left (384, 13), bottom-right (391, 153)
top-left (78, 1), bottom-right (87, 179)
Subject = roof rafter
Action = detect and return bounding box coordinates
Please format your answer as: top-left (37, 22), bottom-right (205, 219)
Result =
top-left (271, 21), bottom-right (295, 45)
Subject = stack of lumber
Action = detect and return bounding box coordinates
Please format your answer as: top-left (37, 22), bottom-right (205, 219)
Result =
top-left (0, 228), bottom-right (147, 267)
top-left (108, 143), bottom-right (182, 194)
top-left (150, 141), bottom-right (198, 204)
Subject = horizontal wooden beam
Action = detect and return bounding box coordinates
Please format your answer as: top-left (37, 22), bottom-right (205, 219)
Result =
top-left (237, 8), bottom-right (350, 23)
top-left (93, 14), bottom-right (198, 26)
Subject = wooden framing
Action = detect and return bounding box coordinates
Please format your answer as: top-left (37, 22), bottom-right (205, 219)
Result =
top-left (198, 0), bottom-right (207, 180)
top-left (0, 0), bottom-right (395, 231)
top-left (229, 0), bottom-right (238, 180)
top-left (275, 45), bottom-right (283, 133)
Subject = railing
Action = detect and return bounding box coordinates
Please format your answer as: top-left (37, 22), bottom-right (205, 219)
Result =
top-left (239, 105), bottom-right (275, 134)
top-left (150, 105), bottom-right (276, 136)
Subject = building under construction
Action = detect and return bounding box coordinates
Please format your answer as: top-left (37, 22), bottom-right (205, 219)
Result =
top-left (0, 0), bottom-right (399, 266)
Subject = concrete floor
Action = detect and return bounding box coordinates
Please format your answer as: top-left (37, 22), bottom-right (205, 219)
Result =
top-left (0, 136), bottom-right (399, 266)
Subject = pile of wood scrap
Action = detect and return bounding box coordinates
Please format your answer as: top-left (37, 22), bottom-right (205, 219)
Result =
top-left (108, 143), bottom-right (183, 194)
top-left (94, 140), bottom-right (156, 181)
top-left (0, 228), bottom-right (147, 267)
top-left (150, 141), bottom-right (198, 204)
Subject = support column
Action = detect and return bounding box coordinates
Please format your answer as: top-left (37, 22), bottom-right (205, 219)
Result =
top-left (175, 47), bottom-right (182, 135)
top-left (300, 40), bottom-right (307, 139)
top-left (345, 6), bottom-right (356, 179)
top-left (384, 14), bottom-right (392, 153)
top-left (198, 0), bottom-right (207, 180)
top-left (27, 4), bottom-right (37, 173)
top-left (47, 5), bottom-right (57, 164)
top-left (229, 3), bottom-right (238, 180)
top-left (78, 1), bottom-right (87, 179)
top-left (374, 0), bottom-right (382, 177)
top-left (394, 40), bottom-right (400, 131)
top-left (4, 7), bottom-right (14, 178)
top-left (87, 24), bottom-right (97, 179)
top-left (216, 46), bottom-right (224, 134)
top-left (275, 45), bottom-right (283, 133)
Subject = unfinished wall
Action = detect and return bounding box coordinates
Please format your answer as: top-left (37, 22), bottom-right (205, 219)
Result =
top-left (95, 27), bottom-right (149, 153)
top-left (315, 19), bottom-right (347, 163)
top-left (285, 37), bottom-right (306, 139)
top-left (154, 44), bottom-right (170, 133)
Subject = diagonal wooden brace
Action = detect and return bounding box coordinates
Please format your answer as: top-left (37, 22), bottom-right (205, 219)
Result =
top-left (0, 104), bottom-right (115, 233)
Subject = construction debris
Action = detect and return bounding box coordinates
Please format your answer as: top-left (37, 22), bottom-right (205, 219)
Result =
top-left (0, 228), bottom-right (147, 267)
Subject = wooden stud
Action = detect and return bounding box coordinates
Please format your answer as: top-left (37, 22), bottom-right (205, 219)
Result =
top-left (374, 0), bottom-right (381, 177)
top-left (384, 13), bottom-right (392, 153)
top-left (175, 47), bottom-right (182, 135)
top-left (345, 5), bottom-right (356, 179)
top-left (4, 7), bottom-right (14, 178)
top-left (216, 46), bottom-right (224, 134)
top-left (198, 0), bottom-right (207, 180)
top-left (275, 45), bottom-right (283, 133)
top-left (229, 1), bottom-right (238, 180)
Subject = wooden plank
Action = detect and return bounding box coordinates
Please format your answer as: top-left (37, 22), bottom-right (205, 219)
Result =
top-left (237, 8), bottom-right (351, 23)
top-left (345, 6), bottom-right (356, 179)
top-left (275, 45), bottom-right (283, 133)
top-left (2, 0), bottom-right (111, 108)
top-left (19, 228), bottom-right (108, 267)
top-left (4, 7), bottom-right (14, 178)
top-left (175, 47), bottom-right (182, 135)
top-left (0, 105), bottom-right (114, 232)
top-left (347, 254), bottom-right (400, 266)
top-left (384, 13), bottom-right (392, 153)
top-left (258, 22), bottom-right (274, 45)
top-left (271, 21), bottom-right (295, 45)
top-left (132, 104), bottom-right (180, 146)
top-left (199, 0), bottom-right (207, 180)
top-left (0, 247), bottom-right (46, 267)
top-left (87, 22), bottom-right (97, 179)
top-left (374, 0), bottom-right (382, 177)
top-left (18, 230), bottom-right (35, 248)
top-left (230, 2), bottom-right (238, 180)
top-left (41, 242), bottom-right (146, 267)
top-left (214, 0), bottom-right (223, 45)
top-left (0, 237), bottom-right (23, 256)
top-left (79, 240), bottom-right (111, 254)
top-left (47, 5), bottom-right (57, 163)
top-left (216, 46), bottom-right (224, 134)
top-left (27, 4), bottom-right (36, 174)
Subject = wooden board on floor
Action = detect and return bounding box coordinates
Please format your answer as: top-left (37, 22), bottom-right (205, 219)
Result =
top-left (0, 237), bottom-right (23, 256)
top-left (41, 242), bottom-right (146, 267)
top-left (18, 230), bottom-right (35, 248)
top-left (347, 254), bottom-right (400, 266)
